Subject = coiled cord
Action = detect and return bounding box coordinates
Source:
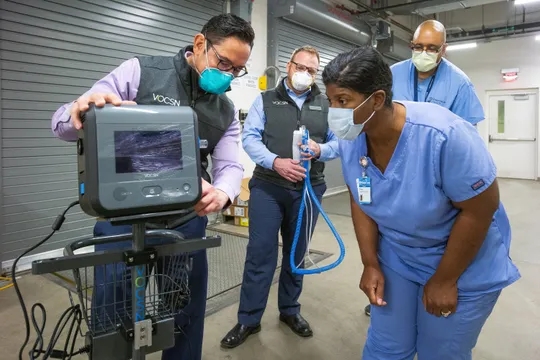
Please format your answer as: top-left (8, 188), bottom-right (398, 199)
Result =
top-left (290, 129), bottom-right (346, 275)
top-left (12, 200), bottom-right (90, 359)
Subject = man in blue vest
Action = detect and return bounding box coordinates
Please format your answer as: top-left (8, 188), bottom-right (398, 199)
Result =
top-left (220, 46), bottom-right (340, 349)
top-left (363, 19), bottom-right (485, 317)
top-left (51, 14), bottom-right (255, 360)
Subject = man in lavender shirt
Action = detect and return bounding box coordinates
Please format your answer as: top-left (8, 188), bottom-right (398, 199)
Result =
top-left (50, 14), bottom-right (255, 360)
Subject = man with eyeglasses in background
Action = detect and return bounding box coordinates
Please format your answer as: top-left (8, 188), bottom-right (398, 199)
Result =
top-left (391, 20), bottom-right (484, 125)
top-left (362, 19), bottom-right (485, 317)
top-left (220, 45), bottom-right (339, 349)
top-left (51, 14), bottom-right (255, 360)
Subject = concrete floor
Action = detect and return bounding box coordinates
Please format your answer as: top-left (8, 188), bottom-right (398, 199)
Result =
top-left (1, 179), bottom-right (539, 360)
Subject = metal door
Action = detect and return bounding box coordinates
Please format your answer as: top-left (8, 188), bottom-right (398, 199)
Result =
top-left (487, 89), bottom-right (538, 180)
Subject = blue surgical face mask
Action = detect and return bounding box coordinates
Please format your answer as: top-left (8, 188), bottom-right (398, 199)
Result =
top-left (197, 41), bottom-right (234, 94)
top-left (328, 94), bottom-right (375, 141)
top-left (199, 68), bottom-right (234, 94)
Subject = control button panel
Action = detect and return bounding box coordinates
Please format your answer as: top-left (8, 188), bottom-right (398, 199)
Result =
top-left (142, 186), bottom-right (163, 197)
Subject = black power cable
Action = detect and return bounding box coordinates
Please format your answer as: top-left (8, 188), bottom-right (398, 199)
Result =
top-left (12, 200), bottom-right (90, 359)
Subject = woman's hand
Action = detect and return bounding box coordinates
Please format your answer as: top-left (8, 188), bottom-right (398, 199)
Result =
top-left (298, 139), bottom-right (321, 160)
top-left (360, 265), bottom-right (387, 307)
top-left (422, 276), bottom-right (458, 317)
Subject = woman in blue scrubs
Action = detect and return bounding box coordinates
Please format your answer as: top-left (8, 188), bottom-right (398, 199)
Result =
top-left (322, 46), bottom-right (520, 360)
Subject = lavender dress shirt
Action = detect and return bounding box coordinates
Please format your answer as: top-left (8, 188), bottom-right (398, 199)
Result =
top-left (50, 57), bottom-right (244, 202)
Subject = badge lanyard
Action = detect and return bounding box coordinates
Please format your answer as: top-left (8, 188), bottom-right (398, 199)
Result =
top-left (357, 156), bottom-right (372, 205)
top-left (413, 69), bottom-right (437, 102)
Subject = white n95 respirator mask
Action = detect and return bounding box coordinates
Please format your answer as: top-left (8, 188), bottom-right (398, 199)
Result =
top-left (291, 71), bottom-right (313, 91)
top-left (411, 51), bottom-right (439, 72)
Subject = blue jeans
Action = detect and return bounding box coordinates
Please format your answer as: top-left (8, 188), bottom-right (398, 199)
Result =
top-left (91, 216), bottom-right (208, 360)
top-left (363, 263), bottom-right (501, 360)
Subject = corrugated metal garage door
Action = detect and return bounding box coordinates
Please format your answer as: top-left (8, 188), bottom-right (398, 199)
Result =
top-left (276, 19), bottom-right (356, 194)
top-left (0, 0), bottom-right (224, 267)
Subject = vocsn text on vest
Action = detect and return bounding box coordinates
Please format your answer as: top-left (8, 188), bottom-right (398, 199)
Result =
top-left (153, 93), bottom-right (182, 106)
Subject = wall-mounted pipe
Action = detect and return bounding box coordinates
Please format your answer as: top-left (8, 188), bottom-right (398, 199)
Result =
top-left (455, 29), bottom-right (540, 45)
top-left (447, 21), bottom-right (540, 42)
top-left (277, 0), bottom-right (372, 46)
top-left (348, 0), bottom-right (415, 35)
top-left (355, 0), bottom-right (436, 14)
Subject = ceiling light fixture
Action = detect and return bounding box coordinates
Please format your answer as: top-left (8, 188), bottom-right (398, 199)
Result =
top-left (297, 2), bottom-right (365, 35)
top-left (515, 0), bottom-right (540, 5)
top-left (446, 42), bottom-right (478, 51)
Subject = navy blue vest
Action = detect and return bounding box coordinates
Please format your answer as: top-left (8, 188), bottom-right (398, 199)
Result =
top-left (254, 79), bottom-right (329, 190)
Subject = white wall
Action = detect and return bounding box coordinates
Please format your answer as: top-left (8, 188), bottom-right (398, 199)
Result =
top-left (226, 0), bottom-right (267, 178)
top-left (447, 34), bottom-right (540, 175)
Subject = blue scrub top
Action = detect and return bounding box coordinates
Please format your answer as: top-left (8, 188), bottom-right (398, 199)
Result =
top-left (391, 58), bottom-right (485, 125)
top-left (339, 101), bottom-right (520, 296)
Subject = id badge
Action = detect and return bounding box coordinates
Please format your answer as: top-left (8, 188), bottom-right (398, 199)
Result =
top-left (356, 177), bottom-right (372, 205)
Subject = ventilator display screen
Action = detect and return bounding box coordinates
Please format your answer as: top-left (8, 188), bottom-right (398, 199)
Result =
top-left (114, 130), bottom-right (183, 174)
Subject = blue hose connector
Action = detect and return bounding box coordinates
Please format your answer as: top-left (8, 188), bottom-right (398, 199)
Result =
top-left (290, 128), bottom-right (346, 275)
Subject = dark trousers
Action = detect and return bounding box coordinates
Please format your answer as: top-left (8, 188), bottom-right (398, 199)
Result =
top-left (92, 216), bottom-right (208, 360)
top-left (237, 178), bottom-right (326, 326)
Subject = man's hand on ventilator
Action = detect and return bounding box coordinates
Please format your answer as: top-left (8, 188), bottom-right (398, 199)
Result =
top-left (70, 93), bottom-right (137, 130)
top-left (194, 180), bottom-right (230, 217)
top-left (273, 158), bottom-right (306, 183)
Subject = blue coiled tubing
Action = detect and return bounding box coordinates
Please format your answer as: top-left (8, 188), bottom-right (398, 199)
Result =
top-left (290, 127), bottom-right (346, 274)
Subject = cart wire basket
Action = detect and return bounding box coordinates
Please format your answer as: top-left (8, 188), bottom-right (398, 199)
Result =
top-left (65, 241), bottom-right (193, 337)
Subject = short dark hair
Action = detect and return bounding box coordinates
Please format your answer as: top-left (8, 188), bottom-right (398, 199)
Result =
top-left (322, 46), bottom-right (393, 107)
top-left (201, 14), bottom-right (255, 48)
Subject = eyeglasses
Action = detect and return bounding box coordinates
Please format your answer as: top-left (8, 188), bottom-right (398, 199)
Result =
top-left (291, 61), bottom-right (318, 76)
top-left (410, 43), bottom-right (444, 54)
top-left (207, 40), bottom-right (248, 78)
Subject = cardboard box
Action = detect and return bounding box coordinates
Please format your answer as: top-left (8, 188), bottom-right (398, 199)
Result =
top-left (233, 177), bottom-right (250, 206)
top-left (235, 198), bottom-right (249, 207)
top-left (222, 177), bottom-right (251, 227)
top-left (234, 217), bottom-right (249, 227)
top-left (223, 205), bottom-right (248, 218)
top-left (233, 205), bottom-right (248, 218)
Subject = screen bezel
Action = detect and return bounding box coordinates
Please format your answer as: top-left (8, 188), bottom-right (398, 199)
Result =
top-left (97, 123), bottom-right (198, 184)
